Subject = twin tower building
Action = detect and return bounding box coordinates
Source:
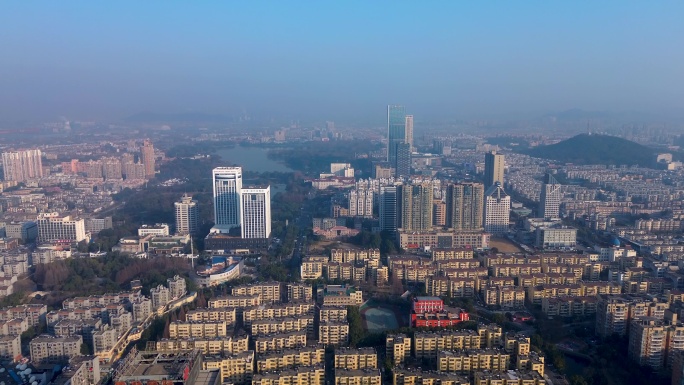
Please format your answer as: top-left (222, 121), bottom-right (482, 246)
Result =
top-left (211, 167), bottom-right (272, 239)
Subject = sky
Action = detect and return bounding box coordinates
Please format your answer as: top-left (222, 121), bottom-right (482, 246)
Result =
top-left (0, 1), bottom-right (683, 123)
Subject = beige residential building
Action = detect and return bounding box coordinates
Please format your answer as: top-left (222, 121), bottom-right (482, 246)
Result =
top-left (154, 333), bottom-right (249, 355)
top-left (209, 295), bottom-right (261, 308)
top-left (319, 321), bottom-right (350, 346)
top-left (301, 257), bottom-right (325, 280)
top-left (255, 330), bottom-right (307, 353)
top-left (596, 294), bottom-right (668, 337)
top-left (169, 320), bottom-right (228, 339)
top-left (334, 347), bottom-right (378, 369)
top-left (287, 283), bottom-right (314, 302)
top-left (30, 335), bottom-right (83, 364)
top-left (334, 368), bottom-right (381, 385)
top-left (252, 365), bottom-right (325, 385)
top-left (517, 352), bottom-right (545, 376)
top-left (414, 331), bottom-right (481, 359)
top-left (256, 345), bottom-right (325, 373)
top-left (386, 334), bottom-right (411, 366)
top-left (432, 248), bottom-right (475, 261)
top-left (186, 307), bottom-right (237, 324)
top-left (203, 350), bottom-right (255, 385)
top-left (393, 367), bottom-right (468, 385)
top-left (437, 349), bottom-right (510, 372)
top-left (478, 324), bottom-right (503, 349)
top-left (484, 286), bottom-right (526, 310)
top-left (243, 302), bottom-right (315, 326)
top-left (251, 314), bottom-right (314, 336)
top-left (320, 306), bottom-right (348, 323)
top-left (317, 285), bottom-right (363, 307)
top-left (232, 282), bottom-right (282, 303)
top-left (473, 369), bottom-right (546, 385)
top-left (0, 335), bottom-right (20, 361)
top-left (504, 334), bottom-right (531, 356)
top-left (629, 316), bottom-right (684, 369)
top-left (426, 276), bottom-right (477, 298)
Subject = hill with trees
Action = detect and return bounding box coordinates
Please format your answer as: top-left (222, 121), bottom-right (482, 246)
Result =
top-left (522, 134), bottom-right (655, 166)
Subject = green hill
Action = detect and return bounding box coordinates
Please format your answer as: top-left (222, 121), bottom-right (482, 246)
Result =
top-left (522, 134), bottom-right (654, 166)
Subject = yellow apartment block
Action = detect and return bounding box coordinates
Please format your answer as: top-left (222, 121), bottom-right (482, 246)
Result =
top-left (169, 320), bottom-right (228, 339)
top-left (516, 352), bottom-right (545, 376)
top-left (209, 295), bottom-right (261, 308)
top-left (526, 284), bottom-right (582, 305)
top-left (252, 365), bottom-right (325, 385)
top-left (186, 307), bottom-right (237, 324)
top-left (542, 296), bottom-right (598, 317)
top-left (386, 334), bottom-right (411, 365)
top-left (334, 368), bottom-right (381, 385)
top-left (414, 331), bottom-right (481, 359)
top-left (334, 347), bottom-right (378, 369)
top-left (243, 302), bottom-right (315, 326)
top-left (301, 258), bottom-right (325, 280)
top-left (232, 282), bottom-right (282, 303)
top-left (490, 264), bottom-right (542, 277)
top-left (431, 248), bottom-right (475, 261)
top-left (435, 259), bottom-right (481, 270)
top-left (437, 349), bottom-right (511, 372)
top-left (320, 305), bottom-right (348, 323)
top-left (473, 369), bottom-right (546, 385)
top-left (393, 367), bottom-right (468, 385)
top-left (251, 314), bottom-right (314, 336)
top-left (330, 248), bottom-right (380, 263)
top-left (287, 283), bottom-right (314, 302)
top-left (484, 286), bottom-right (526, 310)
top-left (319, 321), bottom-right (350, 346)
top-left (256, 345), bottom-right (325, 373)
top-left (504, 334), bottom-right (530, 356)
top-left (426, 276), bottom-right (476, 298)
top-left (255, 330), bottom-right (307, 353)
top-left (477, 324), bottom-right (503, 349)
top-left (154, 334), bottom-right (249, 355)
top-left (202, 350), bottom-right (255, 385)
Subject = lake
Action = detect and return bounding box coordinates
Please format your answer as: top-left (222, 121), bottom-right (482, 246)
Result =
top-left (215, 145), bottom-right (294, 173)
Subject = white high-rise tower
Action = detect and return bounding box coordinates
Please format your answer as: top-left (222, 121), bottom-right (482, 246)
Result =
top-left (240, 186), bottom-right (271, 239)
top-left (484, 182), bottom-right (511, 236)
top-left (175, 193), bottom-right (199, 235)
top-left (212, 167), bottom-right (243, 233)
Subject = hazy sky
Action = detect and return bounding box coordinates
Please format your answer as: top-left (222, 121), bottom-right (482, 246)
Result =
top-left (1, 1), bottom-right (682, 122)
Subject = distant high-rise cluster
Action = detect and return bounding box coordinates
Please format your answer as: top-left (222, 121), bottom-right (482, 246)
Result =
top-left (387, 105), bottom-right (413, 177)
top-left (1, 149), bottom-right (43, 182)
top-left (211, 166), bottom-right (272, 239)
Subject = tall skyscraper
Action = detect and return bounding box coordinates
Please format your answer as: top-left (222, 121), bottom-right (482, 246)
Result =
top-left (379, 185), bottom-right (398, 233)
top-left (447, 182), bottom-right (484, 230)
top-left (405, 115), bottom-right (414, 151)
top-left (484, 151), bottom-right (505, 188)
top-left (484, 182), bottom-right (510, 236)
top-left (1, 149), bottom-right (43, 182)
top-left (240, 186), bottom-right (271, 239)
top-left (175, 193), bottom-right (199, 235)
top-left (538, 173), bottom-right (561, 219)
top-left (141, 140), bottom-right (156, 178)
top-left (395, 143), bottom-right (411, 177)
top-left (212, 167), bottom-right (243, 232)
top-left (387, 105), bottom-right (406, 167)
top-left (399, 182), bottom-right (433, 231)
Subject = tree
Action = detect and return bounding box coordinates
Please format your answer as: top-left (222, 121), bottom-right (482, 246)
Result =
top-left (569, 375), bottom-right (589, 385)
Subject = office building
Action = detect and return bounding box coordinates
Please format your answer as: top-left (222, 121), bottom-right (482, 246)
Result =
top-left (141, 139), bottom-right (156, 177)
top-left (387, 105), bottom-right (406, 167)
top-left (395, 143), bottom-right (411, 177)
top-left (212, 167), bottom-right (243, 232)
top-left (538, 173), bottom-right (561, 219)
top-left (1, 149), bottom-right (43, 182)
top-left (175, 193), bottom-right (199, 235)
top-left (447, 183), bottom-right (484, 230)
top-left (138, 223), bottom-right (170, 237)
top-left (400, 182), bottom-right (433, 231)
top-left (484, 151), bottom-right (504, 188)
top-left (349, 188), bottom-right (373, 218)
top-left (379, 185), bottom-right (398, 233)
top-left (405, 115), bottom-right (414, 151)
top-left (36, 213), bottom-right (86, 243)
top-left (484, 182), bottom-right (510, 236)
top-left (240, 186), bottom-right (271, 239)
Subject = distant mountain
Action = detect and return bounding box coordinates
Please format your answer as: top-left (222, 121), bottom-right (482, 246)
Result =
top-left (124, 111), bottom-right (231, 123)
top-left (543, 108), bottom-right (654, 122)
top-left (522, 134), bottom-right (655, 166)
